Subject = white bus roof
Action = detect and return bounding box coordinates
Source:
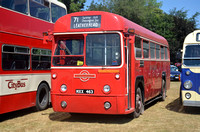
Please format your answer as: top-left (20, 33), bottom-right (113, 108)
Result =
top-left (184, 30), bottom-right (200, 44)
top-left (49, 0), bottom-right (67, 10)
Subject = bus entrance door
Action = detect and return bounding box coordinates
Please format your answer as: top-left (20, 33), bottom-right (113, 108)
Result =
top-left (126, 36), bottom-right (134, 110)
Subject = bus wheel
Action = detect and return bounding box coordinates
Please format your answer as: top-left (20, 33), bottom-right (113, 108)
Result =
top-left (36, 83), bottom-right (49, 111)
top-left (161, 80), bottom-right (166, 101)
top-left (133, 88), bottom-right (144, 118)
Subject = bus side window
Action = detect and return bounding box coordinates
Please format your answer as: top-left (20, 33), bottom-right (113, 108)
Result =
top-left (135, 37), bottom-right (142, 58)
top-left (165, 47), bottom-right (168, 59)
top-left (150, 42), bottom-right (155, 59)
top-left (2, 45), bottom-right (30, 70)
top-left (0, 0), bottom-right (28, 14)
top-left (32, 48), bottom-right (51, 70)
top-left (51, 3), bottom-right (66, 23)
top-left (161, 46), bottom-right (164, 59)
top-left (156, 44), bottom-right (160, 59)
top-left (30, 0), bottom-right (50, 21)
top-left (143, 40), bottom-right (149, 58)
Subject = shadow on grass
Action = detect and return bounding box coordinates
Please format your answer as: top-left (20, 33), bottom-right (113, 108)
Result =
top-left (49, 96), bottom-right (163, 124)
top-left (49, 112), bottom-right (133, 124)
top-left (0, 107), bottom-right (37, 122)
top-left (166, 98), bottom-right (200, 114)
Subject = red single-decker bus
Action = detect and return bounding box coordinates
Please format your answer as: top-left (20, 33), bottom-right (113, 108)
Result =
top-left (50, 11), bottom-right (170, 118)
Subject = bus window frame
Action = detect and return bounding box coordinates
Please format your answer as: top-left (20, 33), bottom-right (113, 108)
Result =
top-left (86, 33), bottom-right (121, 67)
top-left (134, 35), bottom-right (168, 61)
top-left (143, 39), bottom-right (150, 59)
top-left (182, 44), bottom-right (200, 67)
top-left (161, 46), bottom-right (165, 59)
top-left (31, 48), bottom-right (51, 70)
top-left (29, 0), bottom-right (50, 22)
top-left (156, 44), bottom-right (160, 60)
top-left (2, 44), bottom-right (30, 71)
top-left (150, 42), bottom-right (156, 59)
top-left (52, 31), bottom-right (124, 69)
top-left (0, 0), bottom-right (67, 23)
top-left (134, 36), bottom-right (142, 59)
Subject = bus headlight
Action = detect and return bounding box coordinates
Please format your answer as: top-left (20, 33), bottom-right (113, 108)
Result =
top-left (184, 80), bottom-right (192, 89)
top-left (186, 70), bottom-right (191, 76)
top-left (60, 84), bottom-right (67, 92)
top-left (103, 85), bottom-right (111, 93)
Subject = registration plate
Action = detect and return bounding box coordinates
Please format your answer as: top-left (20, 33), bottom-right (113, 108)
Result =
top-left (76, 89), bottom-right (94, 94)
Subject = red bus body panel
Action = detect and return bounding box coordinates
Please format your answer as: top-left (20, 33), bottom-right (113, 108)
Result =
top-left (51, 11), bottom-right (170, 115)
top-left (51, 69), bottom-right (130, 114)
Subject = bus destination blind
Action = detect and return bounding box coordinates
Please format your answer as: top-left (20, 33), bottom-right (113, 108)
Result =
top-left (71, 15), bottom-right (101, 29)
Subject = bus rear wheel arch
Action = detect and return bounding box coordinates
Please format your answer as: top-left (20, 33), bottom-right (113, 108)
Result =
top-left (36, 82), bottom-right (50, 111)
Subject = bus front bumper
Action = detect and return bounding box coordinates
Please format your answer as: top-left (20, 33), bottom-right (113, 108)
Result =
top-left (51, 94), bottom-right (134, 115)
top-left (183, 100), bottom-right (200, 107)
top-left (182, 90), bottom-right (200, 107)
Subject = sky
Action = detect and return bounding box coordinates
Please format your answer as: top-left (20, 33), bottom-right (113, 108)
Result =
top-left (84, 0), bottom-right (200, 28)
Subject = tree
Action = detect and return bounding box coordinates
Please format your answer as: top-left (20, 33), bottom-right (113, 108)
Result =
top-left (168, 8), bottom-right (199, 63)
top-left (86, 0), bottom-right (110, 12)
top-left (59, 0), bottom-right (86, 13)
top-left (87, 0), bottom-right (162, 25)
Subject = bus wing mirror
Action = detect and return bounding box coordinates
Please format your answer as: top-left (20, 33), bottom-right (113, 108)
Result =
top-left (43, 31), bottom-right (52, 45)
top-left (43, 35), bottom-right (49, 45)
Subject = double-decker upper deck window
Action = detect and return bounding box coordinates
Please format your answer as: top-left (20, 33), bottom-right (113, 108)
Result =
top-left (86, 33), bottom-right (121, 66)
top-left (143, 40), bottom-right (149, 58)
top-left (30, 0), bottom-right (50, 21)
top-left (2, 45), bottom-right (30, 70)
top-left (135, 37), bottom-right (142, 58)
top-left (32, 48), bottom-right (51, 70)
top-left (53, 38), bottom-right (84, 66)
top-left (51, 3), bottom-right (66, 23)
top-left (0, 0), bottom-right (28, 14)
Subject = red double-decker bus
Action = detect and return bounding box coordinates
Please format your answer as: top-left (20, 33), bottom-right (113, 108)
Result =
top-left (0, 0), bottom-right (66, 114)
top-left (50, 11), bottom-right (170, 118)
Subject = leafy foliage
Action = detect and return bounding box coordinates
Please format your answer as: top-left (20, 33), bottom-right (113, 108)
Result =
top-left (58, 0), bottom-right (86, 13)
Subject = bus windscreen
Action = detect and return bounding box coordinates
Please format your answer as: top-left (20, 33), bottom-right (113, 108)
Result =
top-left (53, 33), bottom-right (121, 66)
top-left (183, 44), bottom-right (200, 66)
top-left (86, 33), bottom-right (121, 66)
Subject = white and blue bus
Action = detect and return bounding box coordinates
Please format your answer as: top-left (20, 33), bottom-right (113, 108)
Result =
top-left (180, 30), bottom-right (200, 107)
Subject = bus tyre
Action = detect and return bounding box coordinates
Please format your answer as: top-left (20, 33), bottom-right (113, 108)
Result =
top-left (36, 83), bottom-right (49, 111)
top-left (133, 88), bottom-right (144, 118)
top-left (161, 80), bottom-right (166, 101)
